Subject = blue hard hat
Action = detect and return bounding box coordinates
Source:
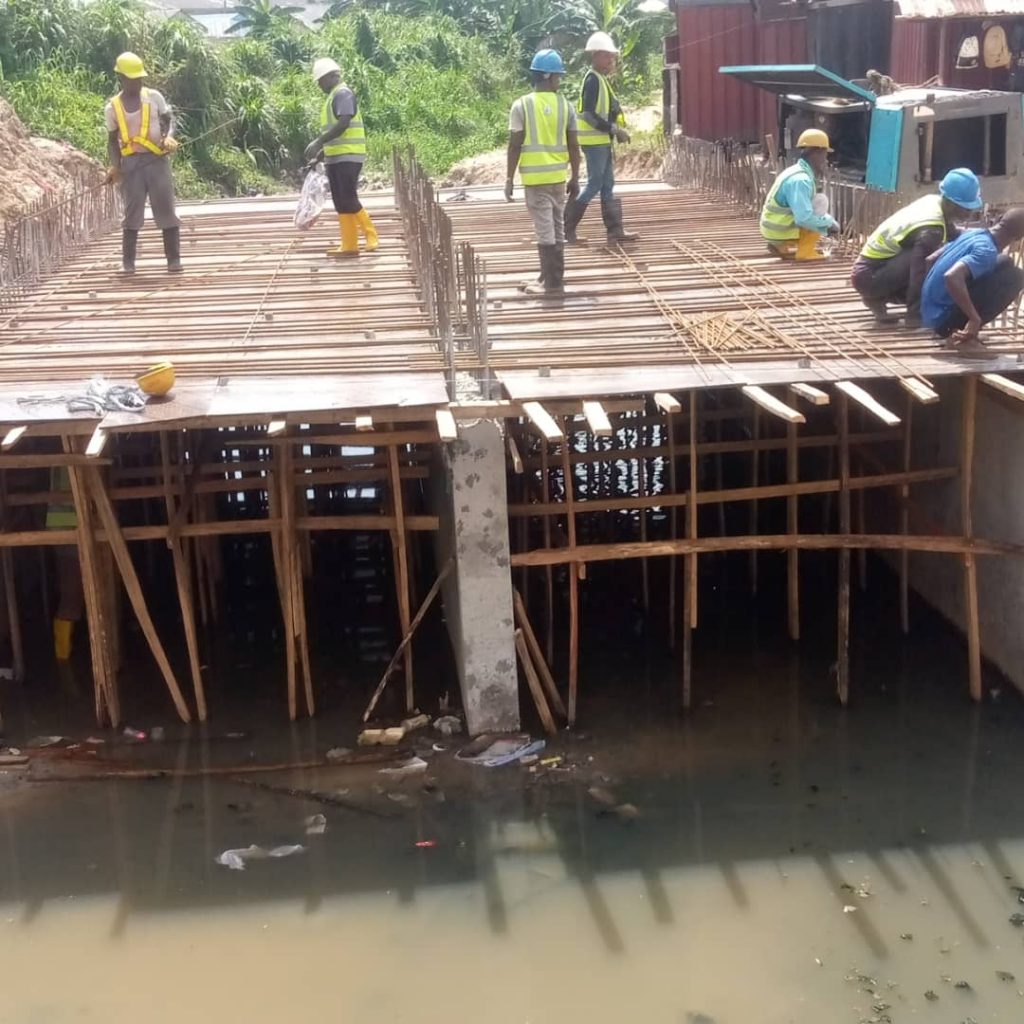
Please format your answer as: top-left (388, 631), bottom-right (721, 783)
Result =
top-left (939, 167), bottom-right (983, 210)
top-left (530, 48), bottom-right (566, 74)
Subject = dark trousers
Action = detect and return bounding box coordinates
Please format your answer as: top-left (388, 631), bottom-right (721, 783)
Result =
top-left (851, 251), bottom-right (913, 302)
top-left (326, 161), bottom-right (363, 215)
top-left (934, 255), bottom-right (1024, 336)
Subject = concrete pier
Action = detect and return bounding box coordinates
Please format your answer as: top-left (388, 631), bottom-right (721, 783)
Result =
top-left (435, 418), bottom-right (519, 735)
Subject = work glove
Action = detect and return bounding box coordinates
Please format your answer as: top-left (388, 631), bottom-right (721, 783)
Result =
top-left (566, 177), bottom-right (580, 199)
top-left (161, 136), bottom-right (180, 154)
top-left (827, 220), bottom-right (841, 237)
top-left (504, 177), bottom-right (514, 202)
top-left (613, 127), bottom-right (630, 144)
top-left (104, 166), bottom-right (122, 186)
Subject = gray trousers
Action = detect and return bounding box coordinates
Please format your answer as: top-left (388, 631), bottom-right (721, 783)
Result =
top-left (524, 183), bottom-right (566, 246)
top-left (120, 154), bottom-right (180, 231)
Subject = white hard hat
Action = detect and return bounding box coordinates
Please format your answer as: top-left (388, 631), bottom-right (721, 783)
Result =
top-left (585, 31), bottom-right (620, 54)
top-left (312, 57), bottom-right (341, 83)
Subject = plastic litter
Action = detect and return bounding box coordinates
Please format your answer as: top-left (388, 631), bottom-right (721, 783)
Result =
top-left (215, 844), bottom-right (306, 871)
top-left (325, 746), bottom-right (352, 762)
top-left (18, 375), bottom-right (148, 416)
top-left (123, 727), bottom-right (147, 742)
top-left (305, 814), bottom-right (327, 836)
top-left (294, 165), bottom-right (329, 231)
top-left (433, 715), bottom-right (463, 737)
top-left (456, 735), bottom-right (546, 767)
top-left (414, 840), bottom-right (437, 848)
top-left (379, 756), bottom-right (428, 776)
top-left (26, 736), bottom-right (66, 748)
top-left (401, 713), bottom-right (430, 734)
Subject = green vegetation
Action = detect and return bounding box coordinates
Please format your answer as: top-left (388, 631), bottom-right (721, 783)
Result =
top-left (0, 0), bottom-right (668, 198)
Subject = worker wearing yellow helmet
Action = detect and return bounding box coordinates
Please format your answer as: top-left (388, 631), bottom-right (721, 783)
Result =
top-left (304, 57), bottom-right (378, 258)
top-left (760, 128), bottom-right (840, 261)
top-left (104, 52), bottom-right (183, 274)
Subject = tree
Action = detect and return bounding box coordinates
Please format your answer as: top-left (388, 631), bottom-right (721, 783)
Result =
top-left (226, 0), bottom-right (304, 39)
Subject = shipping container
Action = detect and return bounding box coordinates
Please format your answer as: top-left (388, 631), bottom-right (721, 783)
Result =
top-left (808, 0), bottom-right (894, 79)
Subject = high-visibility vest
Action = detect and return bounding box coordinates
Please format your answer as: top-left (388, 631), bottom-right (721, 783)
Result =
top-left (577, 70), bottom-right (624, 147)
top-left (861, 194), bottom-right (946, 260)
top-left (760, 160), bottom-right (815, 242)
top-left (46, 467), bottom-right (76, 530)
top-left (518, 91), bottom-right (570, 186)
top-left (322, 84), bottom-right (366, 158)
top-left (111, 89), bottom-right (165, 157)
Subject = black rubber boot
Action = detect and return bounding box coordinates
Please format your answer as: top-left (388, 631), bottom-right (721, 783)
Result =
top-left (524, 245), bottom-right (556, 295)
top-left (603, 196), bottom-right (639, 243)
top-left (545, 244), bottom-right (565, 296)
top-left (121, 229), bottom-right (138, 274)
top-left (162, 227), bottom-right (183, 273)
top-left (564, 198), bottom-right (587, 245)
top-left (863, 298), bottom-right (900, 324)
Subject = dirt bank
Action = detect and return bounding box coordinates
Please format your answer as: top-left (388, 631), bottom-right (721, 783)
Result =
top-left (0, 98), bottom-right (103, 220)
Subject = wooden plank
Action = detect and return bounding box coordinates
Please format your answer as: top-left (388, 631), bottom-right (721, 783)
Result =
top-left (962, 376), bottom-right (982, 702)
top-left (900, 394), bottom-right (913, 635)
top-left (900, 377), bottom-right (939, 404)
top-left (789, 382), bottom-right (829, 406)
top-left (1, 426), bottom-right (26, 450)
top-left (740, 385), bottom-right (805, 424)
top-left (787, 420), bottom-right (799, 641)
top-left (513, 587), bottom-right (566, 719)
top-left (506, 429), bottom-right (524, 474)
top-left (266, 419), bottom-right (287, 436)
top-left (835, 381), bottom-right (901, 427)
top-left (522, 402), bottom-right (564, 440)
top-left (435, 408), bottom-right (458, 441)
top-left (654, 392), bottom-right (682, 414)
top-left (836, 394), bottom-right (851, 707)
top-left (582, 400), bottom-right (613, 438)
top-left (387, 443), bottom-right (414, 712)
top-left (559, 422), bottom-right (580, 727)
top-left (355, 415), bottom-right (374, 432)
top-left (85, 427), bottom-right (108, 458)
top-left (515, 629), bottom-right (558, 737)
top-left (981, 372), bottom-right (1024, 402)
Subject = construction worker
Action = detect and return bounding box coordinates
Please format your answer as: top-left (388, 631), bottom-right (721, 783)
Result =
top-left (505, 49), bottom-right (581, 297)
top-left (563, 31), bottom-right (638, 245)
top-left (46, 467), bottom-right (82, 660)
top-left (104, 52), bottom-right (182, 274)
top-left (760, 129), bottom-right (839, 261)
top-left (920, 207), bottom-right (1024, 354)
top-left (304, 57), bottom-right (377, 258)
top-left (851, 168), bottom-right (982, 325)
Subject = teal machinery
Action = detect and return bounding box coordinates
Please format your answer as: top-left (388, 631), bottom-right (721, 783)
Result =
top-left (718, 64), bottom-right (1024, 205)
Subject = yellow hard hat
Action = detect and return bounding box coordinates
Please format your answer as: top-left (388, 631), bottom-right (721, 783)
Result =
top-left (796, 128), bottom-right (833, 152)
top-left (136, 361), bottom-right (175, 397)
top-left (114, 52), bottom-right (147, 79)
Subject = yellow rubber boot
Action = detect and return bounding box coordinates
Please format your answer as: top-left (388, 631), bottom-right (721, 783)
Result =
top-left (355, 209), bottom-right (379, 251)
top-left (328, 214), bottom-right (360, 258)
top-left (53, 618), bottom-right (74, 661)
top-left (795, 228), bottom-right (827, 262)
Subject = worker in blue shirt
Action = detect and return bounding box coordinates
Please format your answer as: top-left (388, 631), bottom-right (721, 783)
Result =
top-left (760, 129), bottom-right (839, 261)
top-left (920, 208), bottom-right (1024, 354)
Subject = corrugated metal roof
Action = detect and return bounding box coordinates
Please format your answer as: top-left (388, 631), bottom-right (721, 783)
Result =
top-left (896, 0), bottom-right (1024, 18)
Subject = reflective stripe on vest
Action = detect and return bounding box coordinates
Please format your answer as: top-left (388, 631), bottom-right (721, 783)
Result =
top-left (760, 161), bottom-right (814, 242)
top-left (112, 89), bottom-right (165, 157)
top-left (577, 71), bottom-right (618, 147)
top-left (321, 84), bottom-right (367, 158)
top-left (861, 194), bottom-right (947, 260)
top-left (519, 92), bottom-right (569, 186)
top-left (46, 467), bottom-right (76, 530)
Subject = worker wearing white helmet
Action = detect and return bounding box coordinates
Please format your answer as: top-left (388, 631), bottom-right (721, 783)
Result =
top-left (564, 31), bottom-right (639, 245)
top-left (304, 57), bottom-right (378, 257)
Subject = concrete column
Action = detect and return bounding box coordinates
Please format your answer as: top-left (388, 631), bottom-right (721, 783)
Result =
top-left (435, 418), bottom-right (519, 735)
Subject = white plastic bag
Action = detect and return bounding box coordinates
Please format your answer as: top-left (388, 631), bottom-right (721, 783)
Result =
top-left (294, 164), bottom-right (329, 231)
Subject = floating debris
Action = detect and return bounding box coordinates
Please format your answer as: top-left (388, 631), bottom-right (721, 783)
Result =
top-left (924, 990), bottom-right (939, 1002)
top-left (1010, 913), bottom-right (1024, 927)
top-left (954, 980), bottom-right (972, 991)
top-left (843, 905), bottom-right (858, 914)
top-left (900, 932), bottom-right (913, 941)
top-left (997, 970), bottom-right (1016, 983)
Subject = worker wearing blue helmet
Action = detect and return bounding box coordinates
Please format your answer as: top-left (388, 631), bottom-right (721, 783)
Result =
top-left (850, 168), bottom-right (983, 325)
top-left (505, 48), bottom-right (581, 297)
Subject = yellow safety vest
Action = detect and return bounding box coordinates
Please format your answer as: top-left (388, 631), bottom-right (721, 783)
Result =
top-left (861, 194), bottom-right (947, 260)
top-left (321, 84), bottom-right (366, 158)
top-left (46, 467), bottom-right (76, 530)
top-left (111, 89), bottom-right (165, 157)
top-left (577, 70), bottom-right (624, 147)
top-left (518, 91), bottom-right (570, 186)
top-left (760, 160), bottom-right (815, 242)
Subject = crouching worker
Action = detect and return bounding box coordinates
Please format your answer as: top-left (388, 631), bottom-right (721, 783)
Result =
top-left (505, 49), bottom-right (581, 297)
top-left (851, 168), bottom-right (982, 325)
top-left (920, 208), bottom-right (1024, 355)
top-left (760, 129), bottom-right (839, 261)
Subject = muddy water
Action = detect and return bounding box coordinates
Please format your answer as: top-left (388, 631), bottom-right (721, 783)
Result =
top-left (4, 567), bottom-right (1024, 1022)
